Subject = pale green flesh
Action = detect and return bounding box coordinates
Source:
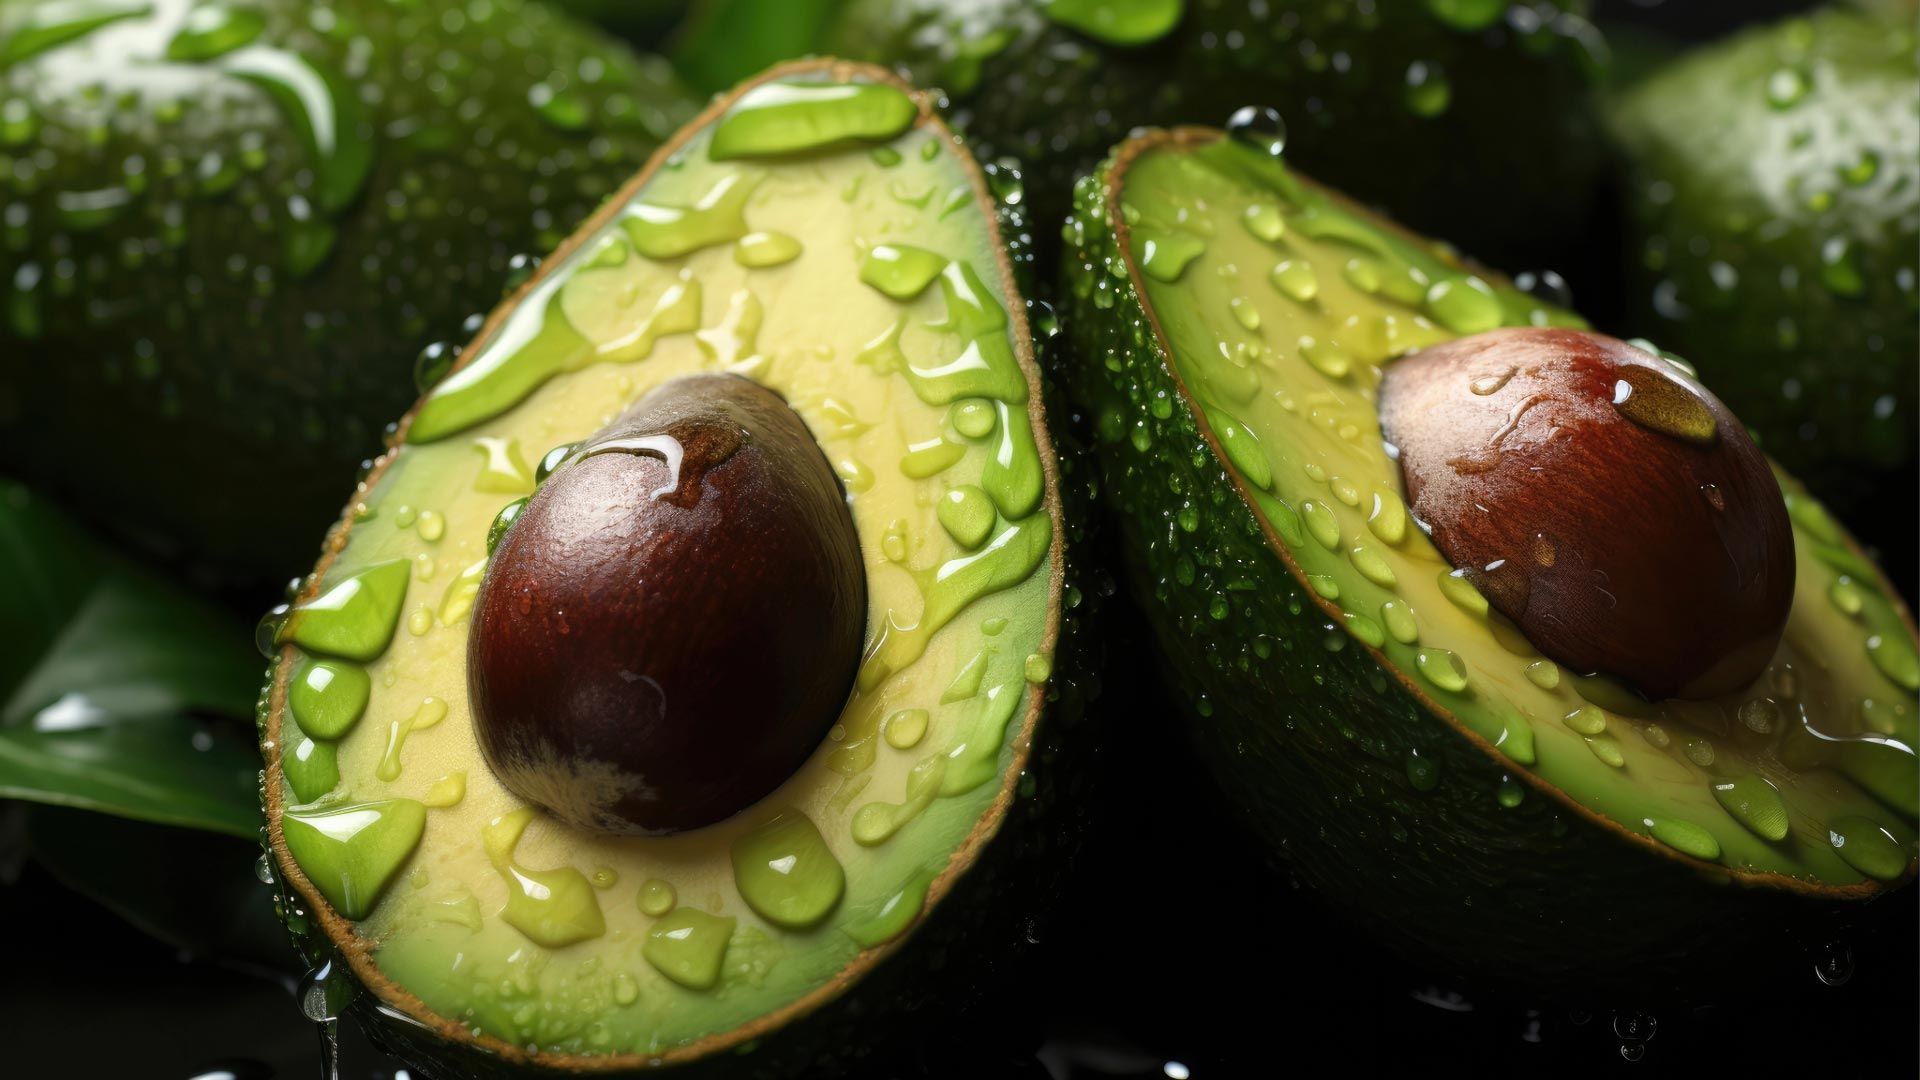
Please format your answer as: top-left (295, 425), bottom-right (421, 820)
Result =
top-left (1119, 136), bottom-right (1918, 885)
top-left (271, 75), bottom-right (1056, 1058)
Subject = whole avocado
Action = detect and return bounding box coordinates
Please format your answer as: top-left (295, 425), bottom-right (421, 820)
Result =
top-left (820, 0), bottom-right (1608, 270)
top-left (0, 0), bottom-right (694, 586)
top-left (1609, 9), bottom-right (1919, 584)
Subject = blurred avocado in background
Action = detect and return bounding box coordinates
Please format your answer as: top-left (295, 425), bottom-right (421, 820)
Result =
top-left (1608, 7), bottom-right (1918, 592)
top-left (0, 0), bottom-right (695, 590)
top-left (665, 0), bottom-right (1610, 274)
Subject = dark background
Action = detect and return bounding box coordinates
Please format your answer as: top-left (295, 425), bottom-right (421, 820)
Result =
top-left (2, 1), bottom-right (1914, 1077)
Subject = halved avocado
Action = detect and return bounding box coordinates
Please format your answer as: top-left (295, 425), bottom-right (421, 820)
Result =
top-left (1061, 127), bottom-right (1918, 991)
top-left (259, 59), bottom-right (1081, 1073)
top-left (1609, 9), bottom-right (1918, 583)
top-left (0, 0), bottom-right (695, 583)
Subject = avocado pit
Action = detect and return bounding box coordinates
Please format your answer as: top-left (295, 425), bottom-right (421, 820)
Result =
top-left (1377, 327), bottom-right (1794, 700)
top-left (470, 373), bottom-right (865, 834)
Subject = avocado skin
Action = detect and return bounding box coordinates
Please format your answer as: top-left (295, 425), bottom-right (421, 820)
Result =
top-left (827, 0), bottom-right (1606, 271)
top-left (1059, 151), bottom-right (1880, 998)
top-left (0, 0), bottom-right (694, 587)
top-left (1609, 10), bottom-right (1918, 589)
top-left (257, 162), bottom-right (1110, 1077)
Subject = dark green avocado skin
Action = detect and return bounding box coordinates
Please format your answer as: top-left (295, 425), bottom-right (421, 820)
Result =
top-left (827, 0), bottom-right (1607, 270)
top-left (0, 0), bottom-right (694, 586)
top-left (1608, 10), bottom-right (1918, 592)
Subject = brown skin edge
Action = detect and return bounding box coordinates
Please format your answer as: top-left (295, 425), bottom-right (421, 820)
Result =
top-left (1104, 125), bottom-right (1918, 900)
top-left (263, 58), bottom-right (1069, 1073)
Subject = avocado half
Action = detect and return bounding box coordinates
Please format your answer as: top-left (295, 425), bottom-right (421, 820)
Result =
top-left (826, 0), bottom-right (1606, 269)
top-left (1061, 126), bottom-right (1919, 992)
top-left (259, 59), bottom-right (1083, 1073)
top-left (0, 0), bottom-right (694, 583)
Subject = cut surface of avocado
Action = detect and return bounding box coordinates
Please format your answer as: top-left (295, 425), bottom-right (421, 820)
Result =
top-left (262, 59), bottom-right (1062, 1066)
top-left (1070, 127), bottom-right (1917, 889)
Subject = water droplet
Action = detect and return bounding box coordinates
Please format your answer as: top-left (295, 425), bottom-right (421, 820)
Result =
top-left (1299, 336), bottom-right (1352, 378)
top-left (1437, 570), bottom-right (1488, 618)
top-left (1229, 296), bottom-right (1261, 331)
top-left (1613, 1012), bottom-right (1658, 1042)
top-left (1349, 544), bottom-right (1397, 588)
top-left (1866, 631), bottom-right (1920, 691)
top-left (1644, 816), bottom-right (1719, 860)
top-left (1496, 776), bottom-right (1526, 808)
top-left (255, 604), bottom-right (290, 658)
top-left (731, 811), bottom-right (844, 929)
top-left (1138, 231), bottom-right (1206, 282)
top-left (488, 497), bottom-right (529, 554)
top-left (1301, 501), bottom-right (1341, 550)
top-left (643, 907), bottom-right (734, 990)
top-left (1424, 276), bottom-right (1502, 334)
top-left (1381, 600), bottom-right (1419, 645)
top-left (1242, 203), bottom-right (1285, 243)
top-left (1405, 750), bottom-right (1439, 792)
top-left (1403, 61), bottom-right (1451, 117)
top-left (1513, 269), bottom-right (1573, 308)
top-left (883, 708), bottom-right (929, 750)
top-left (1813, 941), bottom-right (1854, 986)
top-left (1610, 364), bottom-right (1718, 446)
top-left (1766, 67), bottom-right (1811, 109)
top-left (734, 230), bottom-right (802, 269)
top-left (1415, 649), bottom-right (1468, 693)
top-left (1711, 775), bottom-right (1790, 841)
top-left (1562, 707), bottom-right (1608, 736)
top-left (1827, 815), bottom-right (1909, 881)
top-left (1270, 259), bottom-right (1319, 303)
top-left (1225, 105), bottom-right (1287, 158)
top-left (413, 341), bottom-right (459, 394)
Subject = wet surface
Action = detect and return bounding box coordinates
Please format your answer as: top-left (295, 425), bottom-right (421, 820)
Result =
top-left (0, 3), bottom-right (1912, 1078)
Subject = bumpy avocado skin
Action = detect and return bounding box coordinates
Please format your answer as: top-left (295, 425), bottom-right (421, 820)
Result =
top-left (0, 0), bottom-right (694, 584)
top-left (828, 0), bottom-right (1606, 269)
top-left (1058, 146), bottom-right (1904, 997)
top-left (256, 102), bottom-right (1105, 1075)
top-left (1609, 11), bottom-right (1918, 565)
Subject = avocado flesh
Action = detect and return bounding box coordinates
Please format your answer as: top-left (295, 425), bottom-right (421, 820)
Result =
top-left (264, 63), bottom-right (1062, 1064)
top-left (825, 0), bottom-right (1605, 269)
top-left (0, 0), bottom-right (694, 582)
top-left (1609, 11), bottom-right (1918, 515)
top-left (1062, 130), bottom-right (1917, 975)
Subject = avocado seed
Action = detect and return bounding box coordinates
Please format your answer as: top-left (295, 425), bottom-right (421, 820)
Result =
top-left (1377, 327), bottom-right (1793, 700)
top-left (470, 374), bottom-right (865, 834)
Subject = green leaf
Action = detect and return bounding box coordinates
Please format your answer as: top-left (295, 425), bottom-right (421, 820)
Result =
top-left (0, 481), bottom-right (262, 838)
top-left (669, 0), bottom-right (846, 93)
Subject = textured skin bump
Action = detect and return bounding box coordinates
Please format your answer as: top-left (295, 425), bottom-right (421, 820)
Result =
top-left (1379, 327), bottom-right (1794, 699)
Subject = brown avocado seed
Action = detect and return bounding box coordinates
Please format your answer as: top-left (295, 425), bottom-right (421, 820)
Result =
top-left (1377, 327), bottom-right (1794, 700)
top-left (470, 374), bottom-right (865, 834)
